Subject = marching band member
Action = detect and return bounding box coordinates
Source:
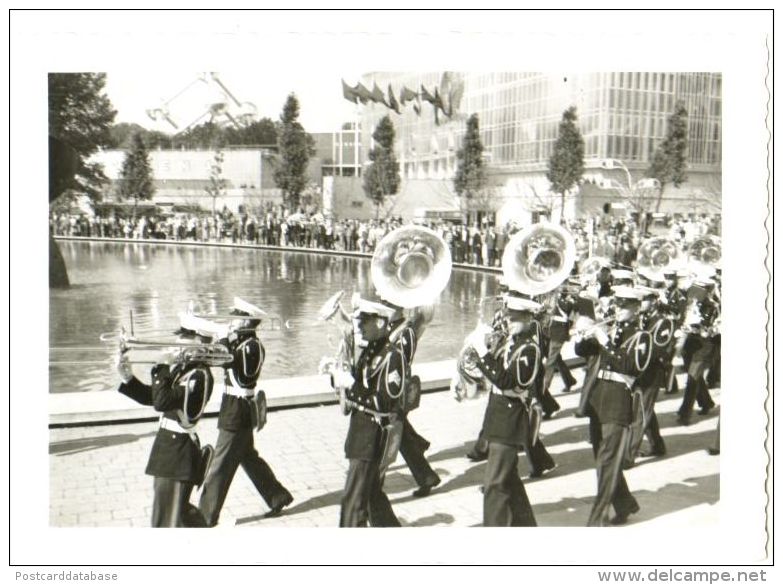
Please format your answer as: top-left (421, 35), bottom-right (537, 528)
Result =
top-left (191, 299), bottom-right (294, 525)
top-left (626, 285), bottom-right (669, 465)
top-left (115, 335), bottom-right (213, 528)
top-left (574, 286), bottom-right (652, 526)
top-left (540, 287), bottom-right (578, 398)
top-left (677, 276), bottom-right (720, 425)
top-left (332, 296), bottom-right (407, 527)
top-left (465, 293), bottom-right (546, 526)
top-left (386, 302), bottom-right (442, 498)
top-left (662, 268), bottom-right (688, 393)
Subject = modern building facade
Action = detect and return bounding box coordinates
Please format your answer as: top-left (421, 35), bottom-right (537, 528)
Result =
top-left (356, 72), bottom-right (721, 224)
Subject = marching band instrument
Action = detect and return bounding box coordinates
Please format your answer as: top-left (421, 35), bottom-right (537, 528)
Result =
top-left (117, 329), bottom-right (234, 367)
top-left (578, 255), bottom-right (612, 285)
top-left (636, 237), bottom-right (680, 280)
top-left (686, 235), bottom-right (721, 278)
top-left (569, 314), bottom-right (619, 342)
top-left (371, 225), bottom-right (452, 309)
top-left (502, 223), bottom-right (577, 296)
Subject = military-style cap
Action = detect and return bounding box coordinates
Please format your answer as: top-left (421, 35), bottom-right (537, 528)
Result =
top-left (637, 267), bottom-right (666, 283)
top-left (504, 293), bottom-right (543, 313)
top-left (353, 296), bottom-right (398, 320)
top-left (233, 297), bottom-right (267, 317)
top-left (611, 285), bottom-right (647, 301)
top-left (611, 269), bottom-right (636, 281)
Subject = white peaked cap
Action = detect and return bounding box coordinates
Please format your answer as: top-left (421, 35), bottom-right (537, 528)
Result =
top-left (233, 297), bottom-right (267, 317)
top-left (353, 297), bottom-right (398, 320)
top-left (504, 294), bottom-right (543, 313)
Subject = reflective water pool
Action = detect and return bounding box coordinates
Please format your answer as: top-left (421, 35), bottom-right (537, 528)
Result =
top-left (49, 241), bottom-right (500, 393)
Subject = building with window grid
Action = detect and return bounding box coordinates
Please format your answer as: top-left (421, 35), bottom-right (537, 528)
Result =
top-left (356, 72), bottom-right (721, 223)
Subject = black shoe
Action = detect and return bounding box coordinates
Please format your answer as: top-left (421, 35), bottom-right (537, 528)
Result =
top-left (677, 415), bottom-right (691, 426)
top-left (412, 476), bottom-right (441, 498)
top-left (640, 445), bottom-right (667, 458)
top-left (698, 405), bottom-right (715, 416)
top-left (561, 384), bottom-right (574, 394)
top-left (528, 463), bottom-right (557, 479)
top-left (610, 504), bottom-right (640, 526)
top-left (266, 493), bottom-right (293, 518)
top-left (467, 450), bottom-right (488, 462)
top-left (707, 448), bottom-right (720, 456)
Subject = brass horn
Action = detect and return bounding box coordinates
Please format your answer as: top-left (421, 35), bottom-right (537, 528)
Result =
top-left (502, 223), bottom-right (577, 295)
top-left (578, 256), bottom-right (612, 284)
top-left (370, 225), bottom-right (452, 309)
top-left (636, 237), bottom-right (680, 280)
top-left (686, 235), bottom-right (721, 273)
top-left (119, 330), bottom-right (234, 367)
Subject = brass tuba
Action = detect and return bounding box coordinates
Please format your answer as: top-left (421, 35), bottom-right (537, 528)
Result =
top-left (686, 235), bottom-right (721, 275)
top-left (636, 236), bottom-right (680, 280)
top-left (371, 225), bottom-right (452, 309)
top-left (502, 223), bottom-right (577, 296)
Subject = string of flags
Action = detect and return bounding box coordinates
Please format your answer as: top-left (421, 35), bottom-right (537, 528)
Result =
top-left (341, 72), bottom-right (465, 125)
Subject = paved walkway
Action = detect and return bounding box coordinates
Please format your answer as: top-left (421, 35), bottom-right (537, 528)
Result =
top-left (49, 372), bottom-right (720, 528)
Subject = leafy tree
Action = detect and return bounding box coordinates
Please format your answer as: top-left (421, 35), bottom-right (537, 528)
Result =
top-left (273, 94), bottom-right (315, 210)
top-left (453, 113), bottom-right (487, 222)
top-left (648, 101), bottom-right (689, 212)
top-left (205, 148), bottom-right (227, 216)
top-left (362, 115), bottom-right (400, 217)
top-left (546, 106), bottom-right (585, 223)
top-left (48, 73), bottom-right (117, 202)
top-left (118, 132), bottom-right (155, 216)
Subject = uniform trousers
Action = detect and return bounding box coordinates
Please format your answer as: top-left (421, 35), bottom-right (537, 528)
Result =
top-left (679, 343), bottom-right (717, 422)
top-left (339, 458), bottom-right (399, 527)
top-left (627, 375), bottom-right (666, 463)
top-left (469, 428), bottom-right (554, 475)
top-left (542, 339), bottom-right (577, 393)
top-left (199, 426), bottom-right (291, 526)
top-left (152, 478), bottom-right (206, 528)
top-left (587, 418), bottom-right (638, 526)
top-left (399, 418), bottom-right (440, 489)
top-left (483, 442), bottom-right (537, 526)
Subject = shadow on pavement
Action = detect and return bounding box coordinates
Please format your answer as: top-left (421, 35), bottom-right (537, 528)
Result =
top-left (534, 473), bottom-right (719, 527)
top-left (49, 431), bottom-right (157, 456)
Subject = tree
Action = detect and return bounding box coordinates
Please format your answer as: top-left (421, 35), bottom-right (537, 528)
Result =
top-left (362, 115), bottom-right (401, 217)
top-left (118, 132), bottom-right (155, 216)
top-left (205, 148), bottom-right (227, 216)
top-left (546, 106), bottom-right (585, 223)
top-left (453, 113), bottom-right (487, 223)
top-left (48, 73), bottom-right (117, 202)
top-left (648, 101), bottom-right (689, 212)
top-left (273, 94), bottom-right (315, 210)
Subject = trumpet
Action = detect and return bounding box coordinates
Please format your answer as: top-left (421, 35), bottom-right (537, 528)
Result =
top-left (114, 328), bottom-right (234, 367)
top-left (569, 315), bottom-right (618, 342)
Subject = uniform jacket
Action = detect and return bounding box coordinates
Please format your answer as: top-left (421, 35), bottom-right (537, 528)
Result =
top-left (118, 363), bottom-right (213, 482)
top-left (217, 332), bottom-right (264, 432)
top-left (343, 339), bottom-right (406, 461)
top-left (475, 326), bottom-right (542, 447)
top-left (575, 322), bottom-right (651, 425)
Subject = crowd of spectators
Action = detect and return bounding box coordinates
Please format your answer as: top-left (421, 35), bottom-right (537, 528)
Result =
top-left (50, 208), bottom-right (720, 268)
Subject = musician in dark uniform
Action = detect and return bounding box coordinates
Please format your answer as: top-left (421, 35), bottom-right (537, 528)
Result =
top-left (387, 303), bottom-right (442, 498)
top-left (541, 287), bottom-right (578, 398)
top-left (190, 300), bottom-right (293, 526)
top-left (626, 286), bottom-right (670, 464)
top-left (466, 294), bottom-right (545, 526)
top-left (575, 286), bottom-right (652, 526)
top-left (662, 268), bottom-right (688, 393)
top-left (677, 277), bottom-right (720, 425)
top-left (116, 346), bottom-right (212, 528)
top-left (335, 297), bottom-right (407, 527)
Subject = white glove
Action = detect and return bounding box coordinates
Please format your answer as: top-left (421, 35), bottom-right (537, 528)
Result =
top-left (593, 327), bottom-right (610, 347)
top-left (466, 325), bottom-right (491, 357)
top-left (333, 369), bottom-right (355, 390)
top-left (115, 351), bottom-right (133, 383)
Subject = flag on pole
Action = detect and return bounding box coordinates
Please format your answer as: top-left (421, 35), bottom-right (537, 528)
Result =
top-left (399, 86), bottom-right (418, 106)
top-left (371, 82), bottom-right (388, 106)
top-left (387, 84), bottom-right (401, 114)
top-left (354, 82), bottom-right (373, 104)
top-left (341, 79), bottom-right (358, 104)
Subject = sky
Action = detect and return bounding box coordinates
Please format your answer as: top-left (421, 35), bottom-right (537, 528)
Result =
top-left (104, 69), bottom-right (367, 135)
